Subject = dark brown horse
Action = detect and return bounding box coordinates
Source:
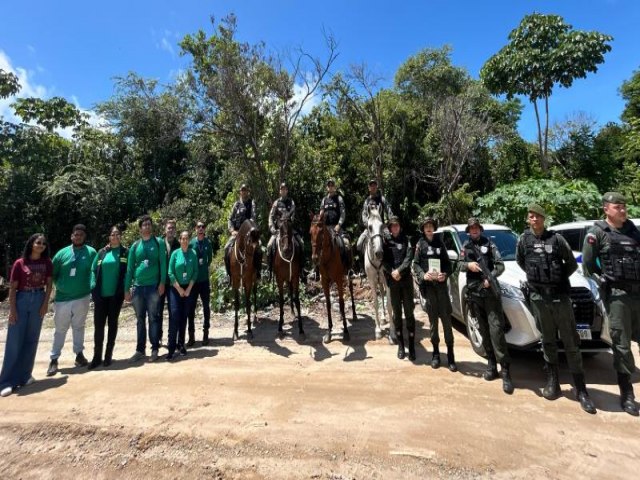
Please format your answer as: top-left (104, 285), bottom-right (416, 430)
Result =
top-left (273, 215), bottom-right (304, 339)
top-left (309, 210), bottom-right (357, 343)
top-left (228, 219), bottom-right (260, 340)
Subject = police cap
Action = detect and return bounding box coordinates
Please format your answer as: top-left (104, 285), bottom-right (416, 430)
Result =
top-left (368, 179), bottom-right (378, 186)
top-left (465, 217), bottom-right (483, 233)
top-left (527, 203), bottom-right (546, 218)
top-left (420, 216), bottom-right (438, 230)
top-left (239, 184), bottom-right (249, 192)
top-left (602, 192), bottom-right (626, 205)
top-left (387, 215), bottom-right (401, 226)
top-left (326, 179), bottom-right (336, 186)
top-left (279, 182), bottom-right (288, 190)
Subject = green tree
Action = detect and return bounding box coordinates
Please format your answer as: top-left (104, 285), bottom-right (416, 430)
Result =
top-left (620, 68), bottom-right (640, 123)
top-left (0, 69), bottom-right (20, 99)
top-left (12, 97), bottom-right (87, 132)
top-left (480, 13), bottom-right (612, 172)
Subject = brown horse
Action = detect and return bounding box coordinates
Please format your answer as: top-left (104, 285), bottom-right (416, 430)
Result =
top-left (228, 219), bottom-right (261, 340)
top-left (309, 210), bottom-right (357, 343)
top-left (273, 215), bottom-right (304, 339)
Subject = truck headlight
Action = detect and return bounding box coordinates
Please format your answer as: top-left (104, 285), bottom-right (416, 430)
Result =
top-left (500, 283), bottom-right (525, 301)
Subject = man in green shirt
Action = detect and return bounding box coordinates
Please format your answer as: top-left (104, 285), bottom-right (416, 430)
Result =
top-left (157, 218), bottom-right (180, 346)
top-left (187, 220), bottom-right (213, 346)
top-left (125, 215), bottom-right (167, 363)
top-left (47, 224), bottom-right (97, 376)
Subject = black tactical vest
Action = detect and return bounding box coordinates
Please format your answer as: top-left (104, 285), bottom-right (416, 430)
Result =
top-left (322, 194), bottom-right (341, 226)
top-left (385, 233), bottom-right (409, 270)
top-left (522, 230), bottom-right (565, 286)
top-left (416, 237), bottom-right (444, 271)
top-left (463, 236), bottom-right (494, 283)
top-left (275, 197), bottom-right (293, 218)
top-left (232, 200), bottom-right (253, 230)
top-left (596, 220), bottom-right (640, 284)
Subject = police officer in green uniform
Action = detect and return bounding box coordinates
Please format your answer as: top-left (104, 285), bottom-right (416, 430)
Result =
top-left (582, 192), bottom-right (640, 416)
top-left (461, 218), bottom-right (514, 394)
top-left (413, 217), bottom-right (456, 371)
top-left (383, 216), bottom-right (416, 361)
top-left (516, 204), bottom-right (596, 414)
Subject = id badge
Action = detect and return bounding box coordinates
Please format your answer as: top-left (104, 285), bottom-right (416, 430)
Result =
top-left (143, 259), bottom-right (149, 268)
top-left (199, 258), bottom-right (204, 266)
top-left (182, 272), bottom-right (187, 279)
top-left (70, 268), bottom-right (77, 277)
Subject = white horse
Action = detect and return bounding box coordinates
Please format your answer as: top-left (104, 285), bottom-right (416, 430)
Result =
top-left (363, 205), bottom-right (394, 342)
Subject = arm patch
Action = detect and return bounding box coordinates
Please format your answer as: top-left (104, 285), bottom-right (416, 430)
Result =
top-left (586, 233), bottom-right (597, 245)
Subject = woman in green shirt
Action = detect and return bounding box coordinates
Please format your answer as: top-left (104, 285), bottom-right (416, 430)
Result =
top-left (89, 226), bottom-right (128, 369)
top-left (167, 231), bottom-right (198, 360)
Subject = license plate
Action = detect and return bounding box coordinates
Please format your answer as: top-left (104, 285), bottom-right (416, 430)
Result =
top-left (576, 325), bottom-right (592, 340)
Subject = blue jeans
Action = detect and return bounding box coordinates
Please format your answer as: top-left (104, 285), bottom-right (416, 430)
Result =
top-left (0, 290), bottom-right (45, 390)
top-left (132, 285), bottom-right (160, 354)
top-left (168, 287), bottom-right (194, 354)
top-left (188, 280), bottom-right (211, 337)
top-left (156, 286), bottom-right (174, 343)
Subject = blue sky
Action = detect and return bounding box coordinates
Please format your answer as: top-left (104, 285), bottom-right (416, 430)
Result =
top-left (1, 0), bottom-right (638, 140)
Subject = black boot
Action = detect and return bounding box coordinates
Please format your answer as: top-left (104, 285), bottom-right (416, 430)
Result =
top-left (267, 247), bottom-right (274, 282)
top-left (430, 345), bottom-right (440, 369)
top-left (446, 345), bottom-right (457, 372)
top-left (104, 344), bottom-right (113, 367)
top-left (618, 372), bottom-right (639, 416)
top-left (407, 331), bottom-right (416, 361)
top-left (573, 373), bottom-right (596, 414)
top-left (202, 329), bottom-right (209, 346)
top-left (501, 363), bottom-right (514, 395)
top-left (224, 247), bottom-right (231, 282)
top-left (483, 352), bottom-right (499, 381)
top-left (542, 362), bottom-right (561, 400)
top-left (396, 331), bottom-right (405, 360)
top-left (88, 356), bottom-right (102, 370)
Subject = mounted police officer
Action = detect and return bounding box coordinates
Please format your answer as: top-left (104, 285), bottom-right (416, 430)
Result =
top-left (267, 182), bottom-right (304, 280)
top-left (461, 218), bottom-right (513, 394)
top-left (357, 179), bottom-right (393, 254)
top-left (383, 216), bottom-right (416, 361)
top-left (413, 217), bottom-right (456, 372)
top-left (225, 184), bottom-right (261, 281)
top-left (516, 204), bottom-right (596, 414)
top-left (582, 192), bottom-right (640, 416)
top-left (320, 179), bottom-right (350, 266)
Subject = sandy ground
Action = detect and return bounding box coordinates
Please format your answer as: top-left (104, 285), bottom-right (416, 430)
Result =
top-left (1, 286), bottom-right (639, 480)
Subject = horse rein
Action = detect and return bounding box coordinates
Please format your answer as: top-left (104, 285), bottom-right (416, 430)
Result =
top-left (276, 228), bottom-right (295, 281)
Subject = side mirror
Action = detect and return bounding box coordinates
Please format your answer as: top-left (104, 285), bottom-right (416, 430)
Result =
top-left (448, 250), bottom-right (459, 261)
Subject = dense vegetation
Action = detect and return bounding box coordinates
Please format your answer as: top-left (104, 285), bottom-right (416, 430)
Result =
top-left (1, 13), bottom-right (639, 284)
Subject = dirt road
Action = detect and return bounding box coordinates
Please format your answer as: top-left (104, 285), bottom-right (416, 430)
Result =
top-left (1, 297), bottom-right (638, 479)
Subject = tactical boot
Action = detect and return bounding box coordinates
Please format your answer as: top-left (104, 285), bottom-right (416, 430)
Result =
top-left (618, 372), bottom-right (639, 416)
top-left (446, 345), bottom-right (457, 372)
top-left (267, 248), bottom-right (274, 282)
top-left (573, 374), bottom-right (596, 414)
top-left (500, 363), bottom-right (514, 395)
top-left (396, 331), bottom-right (405, 360)
top-left (202, 330), bottom-right (210, 346)
top-left (542, 363), bottom-right (561, 400)
top-left (103, 345), bottom-right (113, 367)
top-left (407, 331), bottom-right (416, 361)
top-left (88, 356), bottom-right (102, 370)
top-left (430, 345), bottom-right (441, 369)
top-left (483, 353), bottom-right (499, 381)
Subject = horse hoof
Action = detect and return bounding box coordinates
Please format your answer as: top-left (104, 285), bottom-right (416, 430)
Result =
top-left (343, 330), bottom-right (350, 342)
top-left (375, 330), bottom-right (382, 340)
top-left (277, 331), bottom-right (286, 340)
top-left (323, 333), bottom-right (332, 344)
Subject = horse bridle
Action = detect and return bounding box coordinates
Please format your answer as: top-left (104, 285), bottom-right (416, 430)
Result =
top-left (366, 230), bottom-right (384, 273)
top-left (276, 221), bottom-right (295, 280)
top-left (311, 217), bottom-right (333, 265)
top-left (233, 228), bottom-right (256, 280)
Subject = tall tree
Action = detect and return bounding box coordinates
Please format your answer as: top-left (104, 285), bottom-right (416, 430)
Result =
top-left (480, 13), bottom-right (612, 172)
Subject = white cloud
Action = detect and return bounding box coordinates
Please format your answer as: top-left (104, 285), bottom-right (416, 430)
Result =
top-left (292, 81), bottom-right (321, 117)
top-left (0, 50), bottom-right (105, 139)
top-left (153, 29), bottom-right (180, 58)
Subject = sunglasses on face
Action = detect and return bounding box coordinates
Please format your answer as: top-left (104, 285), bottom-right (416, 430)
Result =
top-left (197, 225), bottom-right (205, 229)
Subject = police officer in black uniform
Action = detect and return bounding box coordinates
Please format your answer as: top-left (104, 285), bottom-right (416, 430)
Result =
top-left (582, 192), bottom-right (640, 416)
top-left (383, 216), bottom-right (416, 361)
top-left (357, 179), bottom-right (393, 253)
top-left (461, 218), bottom-right (514, 394)
top-left (516, 203), bottom-right (596, 414)
top-left (319, 179), bottom-right (350, 266)
top-left (413, 217), bottom-right (456, 371)
top-left (267, 182), bottom-right (304, 280)
top-left (225, 184), bottom-right (260, 280)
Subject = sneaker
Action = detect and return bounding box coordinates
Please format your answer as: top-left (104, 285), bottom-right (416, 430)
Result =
top-left (46, 359), bottom-right (59, 377)
top-left (1, 386), bottom-right (12, 397)
top-left (24, 376), bottom-right (36, 386)
top-left (128, 351), bottom-right (145, 363)
top-left (150, 349), bottom-right (159, 362)
top-left (75, 352), bottom-right (89, 367)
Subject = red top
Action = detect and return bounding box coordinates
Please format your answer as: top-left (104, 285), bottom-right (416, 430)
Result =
top-left (10, 257), bottom-right (53, 291)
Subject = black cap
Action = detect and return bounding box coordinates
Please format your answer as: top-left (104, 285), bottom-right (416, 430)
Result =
top-left (326, 179), bottom-right (336, 186)
top-left (465, 217), bottom-right (483, 233)
top-left (280, 182), bottom-right (288, 190)
top-left (368, 179), bottom-right (378, 186)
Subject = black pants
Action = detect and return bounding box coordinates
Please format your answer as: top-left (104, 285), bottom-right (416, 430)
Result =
top-left (188, 280), bottom-right (211, 338)
top-left (388, 276), bottom-right (415, 333)
top-left (93, 294), bottom-right (124, 360)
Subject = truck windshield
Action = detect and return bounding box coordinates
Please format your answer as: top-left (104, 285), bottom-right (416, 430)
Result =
top-left (457, 230), bottom-right (518, 261)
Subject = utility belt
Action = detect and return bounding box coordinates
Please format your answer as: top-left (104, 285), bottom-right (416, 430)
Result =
top-left (609, 282), bottom-right (640, 295)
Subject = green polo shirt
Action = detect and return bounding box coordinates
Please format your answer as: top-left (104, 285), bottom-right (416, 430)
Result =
top-left (52, 244), bottom-right (98, 302)
top-left (189, 237), bottom-right (213, 282)
top-left (91, 247), bottom-right (123, 297)
top-left (124, 237), bottom-right (167, 290)
top-left (169, 248), bottom-right (198, 286)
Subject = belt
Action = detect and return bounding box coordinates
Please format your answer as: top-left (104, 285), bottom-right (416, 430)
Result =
top-left (21, 287), bottom-right (45, 292)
